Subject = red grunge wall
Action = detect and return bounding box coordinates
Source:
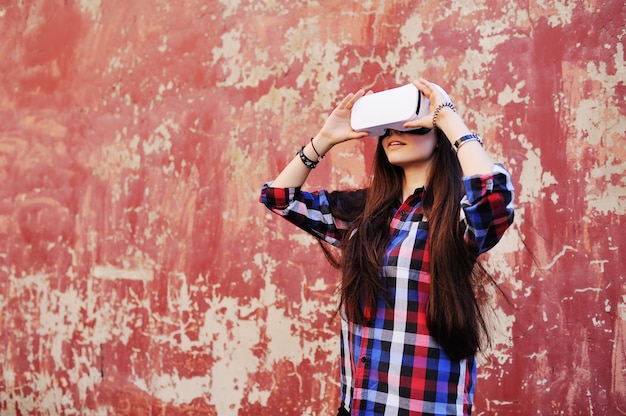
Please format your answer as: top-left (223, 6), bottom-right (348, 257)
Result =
top-left (1, 1), bottom-right (625, 415)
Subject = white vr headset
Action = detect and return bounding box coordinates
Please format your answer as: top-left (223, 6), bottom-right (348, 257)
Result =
top-left (350, 83), bottom-right (451, 137)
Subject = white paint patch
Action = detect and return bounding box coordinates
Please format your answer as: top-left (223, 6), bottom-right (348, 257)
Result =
top-left (254, 252), bottom-right (280, 283)
top-left (585, 162), bottom-right (626, 216)
top-left (212, 28), bottom-right (244, 86)
top-left (572, 98), bottom-right (604, 146)
top-left (219, 0), bottom-right (242, 17)
top-left (254, 86), bottom-right (324, 156)
top-left (158, 35), bottom-right (168, 53)
top-left (149, 372), bottom-right (210, 405)
top-left (485, 303), bottom-right (516, 366)
top-left (144, 119), bottom-right (177, 155)
top-left (168, 272), bottom-right (192, 312)
top-left (92, 264), bottom-right (154, 281)
top-left (533, 0), bottom-right (576, 27)
top-left (79, 0), bottom-right (102, 21)
top-left (289, 232), bottom-right (317, 248)
top-left (542, 245), bottom-right (577, 270)
top-left (497, 81), bottom-right (529, 106)
top-left (516, 135), bottom-right (558, 204)
top-left (198, 295), bottom-right (263, 414)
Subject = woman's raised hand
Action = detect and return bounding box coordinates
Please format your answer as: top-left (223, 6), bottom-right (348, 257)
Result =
top-left (314, 89), bottom-right (371, 150)
top-left (403, 78), bottom-right (454, 130)
top-left (270, 89), bottom-right (371, 188)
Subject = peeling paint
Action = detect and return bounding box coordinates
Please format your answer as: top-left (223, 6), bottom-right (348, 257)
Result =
top-left (1, 1), bottom-right (625, 415)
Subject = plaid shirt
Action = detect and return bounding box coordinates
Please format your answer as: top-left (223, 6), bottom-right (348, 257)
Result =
top-left (260, 164), bottom-right (515, 415)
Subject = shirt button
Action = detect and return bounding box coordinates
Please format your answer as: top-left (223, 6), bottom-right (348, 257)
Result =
top-left (361, 356), bottom-right (367, 363)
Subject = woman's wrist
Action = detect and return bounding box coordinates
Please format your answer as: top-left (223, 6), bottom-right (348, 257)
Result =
top-left (433, 108), bottom-right (472, 144)
top-left (432, 103), bottom-right (456, 129)
top-left (299, 135), bottom-right (331, 169)
top-left (311, 133), bottom-right (334, 156)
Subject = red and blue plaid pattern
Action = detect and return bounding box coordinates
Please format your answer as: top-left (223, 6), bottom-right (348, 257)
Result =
top-left (260, 164), bottom-right (514, 415)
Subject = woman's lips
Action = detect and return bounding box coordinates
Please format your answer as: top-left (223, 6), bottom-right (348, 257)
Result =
top-left (387, 140), bottom-right (405, 148)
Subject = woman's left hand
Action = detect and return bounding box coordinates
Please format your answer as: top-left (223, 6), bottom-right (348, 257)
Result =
top-left (402, 78), bottom-right (455, 130)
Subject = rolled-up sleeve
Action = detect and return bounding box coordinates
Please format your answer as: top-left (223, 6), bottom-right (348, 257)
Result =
top-left (260, 182), bottom-right (350, 247)
top-left (461, 163), bottom-right (515, 254)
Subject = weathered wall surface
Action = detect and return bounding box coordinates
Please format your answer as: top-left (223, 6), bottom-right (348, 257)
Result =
top-left (1, 1), bottom-right (624, 415)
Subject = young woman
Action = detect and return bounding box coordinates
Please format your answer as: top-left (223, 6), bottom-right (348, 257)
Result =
top-left (259, 78), bottom-right (515, 416)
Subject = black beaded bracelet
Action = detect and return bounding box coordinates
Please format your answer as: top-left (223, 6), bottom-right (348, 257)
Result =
top-left (432, 102), bottom-right (456, 130)
top-left (297, 146), bottom-right (318, 169)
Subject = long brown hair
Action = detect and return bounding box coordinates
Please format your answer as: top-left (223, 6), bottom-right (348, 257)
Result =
top-left (325, 130), bottom-right (491, 360)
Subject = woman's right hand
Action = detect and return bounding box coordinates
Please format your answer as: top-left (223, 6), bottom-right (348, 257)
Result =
top-left (269, 89), bottom-right (373, 188)
top-left (313, 89), bottom-right (372, 155)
